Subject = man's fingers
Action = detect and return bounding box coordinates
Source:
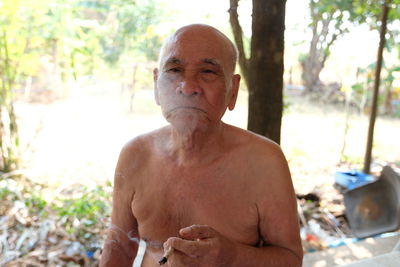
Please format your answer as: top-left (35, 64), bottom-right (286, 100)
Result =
top-left (162, 225), bottom-right (218, 260)
top-left (179, 225), bottom-right (216, 240)
top-left (166, 237), bottom-right (208, 257)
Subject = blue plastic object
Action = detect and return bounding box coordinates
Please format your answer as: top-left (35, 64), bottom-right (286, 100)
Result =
top-left (86, 251), bottom-right (94, 258)
top-left (334, 170), bottom-right (375, 190)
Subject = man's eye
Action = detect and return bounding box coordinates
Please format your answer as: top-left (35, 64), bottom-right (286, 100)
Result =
top-left (202, 69), bottom-right (217, 74)
top-left (167, 68), bottom-right (181, 73)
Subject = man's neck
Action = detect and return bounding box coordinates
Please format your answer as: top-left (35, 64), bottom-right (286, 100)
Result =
top-left (167, 121), bottom-right (225, 166)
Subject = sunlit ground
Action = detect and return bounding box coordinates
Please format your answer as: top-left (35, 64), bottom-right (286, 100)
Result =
top-left (15, 77), bottom-right (400, 195)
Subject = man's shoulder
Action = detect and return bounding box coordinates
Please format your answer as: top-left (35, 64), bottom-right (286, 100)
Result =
top-left (225, 124), bottom-right (288, 172)
top-left (224, 126), bottom-right (292, 204)
top-left (225, 124), bottom-right (281, 153)
top-left (117, 126), bottom-right (170, 166)
top-left (122, 126), bottom-right (169, 152)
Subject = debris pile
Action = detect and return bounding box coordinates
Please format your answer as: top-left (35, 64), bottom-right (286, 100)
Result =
top-left (298, 164), bottom-right (400, 253)
top-left (297, 190), bottom-right (354, 252)
top-left (0, 176), bottom-right (111, 266)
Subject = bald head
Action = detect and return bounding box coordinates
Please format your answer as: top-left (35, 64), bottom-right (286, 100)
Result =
top-left (158, 24), bottom-right (238, 74)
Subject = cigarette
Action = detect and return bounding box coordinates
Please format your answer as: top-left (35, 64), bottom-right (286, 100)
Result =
top-left (158, 246), bottom-right (174, 265)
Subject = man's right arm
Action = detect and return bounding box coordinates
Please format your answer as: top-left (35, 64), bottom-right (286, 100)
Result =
top-left (100, 144), bottom-right (140, 267)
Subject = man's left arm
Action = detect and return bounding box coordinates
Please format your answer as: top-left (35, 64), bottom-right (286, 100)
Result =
top-left (240, 143), bottom-right (303, 266)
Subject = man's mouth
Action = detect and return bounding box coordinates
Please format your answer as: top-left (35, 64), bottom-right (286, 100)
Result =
top-left (169, 106), bottom-right (207, 113)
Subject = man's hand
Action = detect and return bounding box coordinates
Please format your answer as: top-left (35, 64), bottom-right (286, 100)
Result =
top-left (163, 225), bottom-right (238, 267)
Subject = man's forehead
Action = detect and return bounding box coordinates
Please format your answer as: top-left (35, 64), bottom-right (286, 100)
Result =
top-left (160, 40), bottom-right (225, 68)
top-left (158, 25), bottom-right (235, 71)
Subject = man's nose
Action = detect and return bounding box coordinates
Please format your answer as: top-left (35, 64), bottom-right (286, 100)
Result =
top-left (177, 75), bottom-right (201, 96)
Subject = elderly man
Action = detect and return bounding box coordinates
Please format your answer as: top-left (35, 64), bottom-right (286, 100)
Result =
top-left (100, 24), bottom-right (302, 266)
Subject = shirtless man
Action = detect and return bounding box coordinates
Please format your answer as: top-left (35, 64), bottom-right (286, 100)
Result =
top-left (100, 24), bottom-right (302, 267)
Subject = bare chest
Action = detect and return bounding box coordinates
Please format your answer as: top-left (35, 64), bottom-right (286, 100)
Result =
top-left (131, 162), bottom-right (260, 248)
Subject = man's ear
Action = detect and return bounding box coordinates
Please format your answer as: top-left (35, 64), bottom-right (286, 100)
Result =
top-left (153, 68), bottom-right (160, 105)
top-left (228, 74), bottom-right (240, 111)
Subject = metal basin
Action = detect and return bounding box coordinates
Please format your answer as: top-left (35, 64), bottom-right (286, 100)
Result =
top-left (344, 166), bottom-right (400, 238)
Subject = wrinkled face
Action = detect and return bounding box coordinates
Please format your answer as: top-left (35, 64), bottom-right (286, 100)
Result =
top-left (153, 26), bottom-right (240, 130)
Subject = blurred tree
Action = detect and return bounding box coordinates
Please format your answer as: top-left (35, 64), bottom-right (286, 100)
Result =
top-left (229, 0), bottom-right (286, 144)
top-left (0, 0), bottom-right (24, 172)
top-left (301, 0), bottom-right (355, 93)
top-left (353, 0), bottom-right (400, 29)
top-left (1, 0), bottom-right (166, 90)
top-left (0, 0), bottom-right (166, 173)
top-left (97, 0), bottom-right (165, 65)
top-left (352, 0), bottom-right (400, 116)
top-left (302, 0), bottom-right (400, 95)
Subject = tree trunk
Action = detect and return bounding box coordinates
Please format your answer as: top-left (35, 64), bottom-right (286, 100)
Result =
top-left (363, 0), bottom-right (391, 174)
top-left (247, 0), bottom-right (286, 144)
top-left (228, 0), bottom-right (286, 144)
top-left (0, 29), bottom-right (19, 172)
top-left (302, 14), bottom-right (324, 92)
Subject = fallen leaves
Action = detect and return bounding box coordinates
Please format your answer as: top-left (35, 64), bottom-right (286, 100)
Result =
top-left (0, 175), bottom-right (110, 266)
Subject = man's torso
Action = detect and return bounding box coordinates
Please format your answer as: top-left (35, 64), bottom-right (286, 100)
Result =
top-left (125, 126), bottom-right (274, 266)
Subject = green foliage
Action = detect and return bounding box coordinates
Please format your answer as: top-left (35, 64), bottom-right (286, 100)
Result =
top-left (24, 193), bottom-right (48, 217)
top-left (352, 0), bottom-right (400, 51)
top-left (0, 185), bottom-right (18, 203)
top-left (0, 178), bottom-right (50, 217)
top-left (53, 185), bottom-right (111, 239)
top-left (353, 0), bottom-right (400, 23)
top-left (310, 0), bottom-right (356, 26)
top-left (1, 176), bottom-right (112, 241)
top-left (0, 0), bottom-right (166, 89)
top-left (92, 0), bottom-right (166, 65)
top-left (0, 177), bottom-right (112, 261)
top-left (309, 0), bottom-right (357, 43)
top-left (349, 61), bottom-right (400, 116)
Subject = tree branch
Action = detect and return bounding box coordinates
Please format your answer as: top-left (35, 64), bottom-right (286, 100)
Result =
top-left (228, 0), bottom-right (249, 88)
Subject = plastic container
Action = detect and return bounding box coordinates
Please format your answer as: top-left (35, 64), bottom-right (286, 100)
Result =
top-left (334, 170), bottom-right (375, 190)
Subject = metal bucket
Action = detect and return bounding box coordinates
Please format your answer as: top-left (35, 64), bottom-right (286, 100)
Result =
top-left (344, 166), bottom-right (400, 238)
